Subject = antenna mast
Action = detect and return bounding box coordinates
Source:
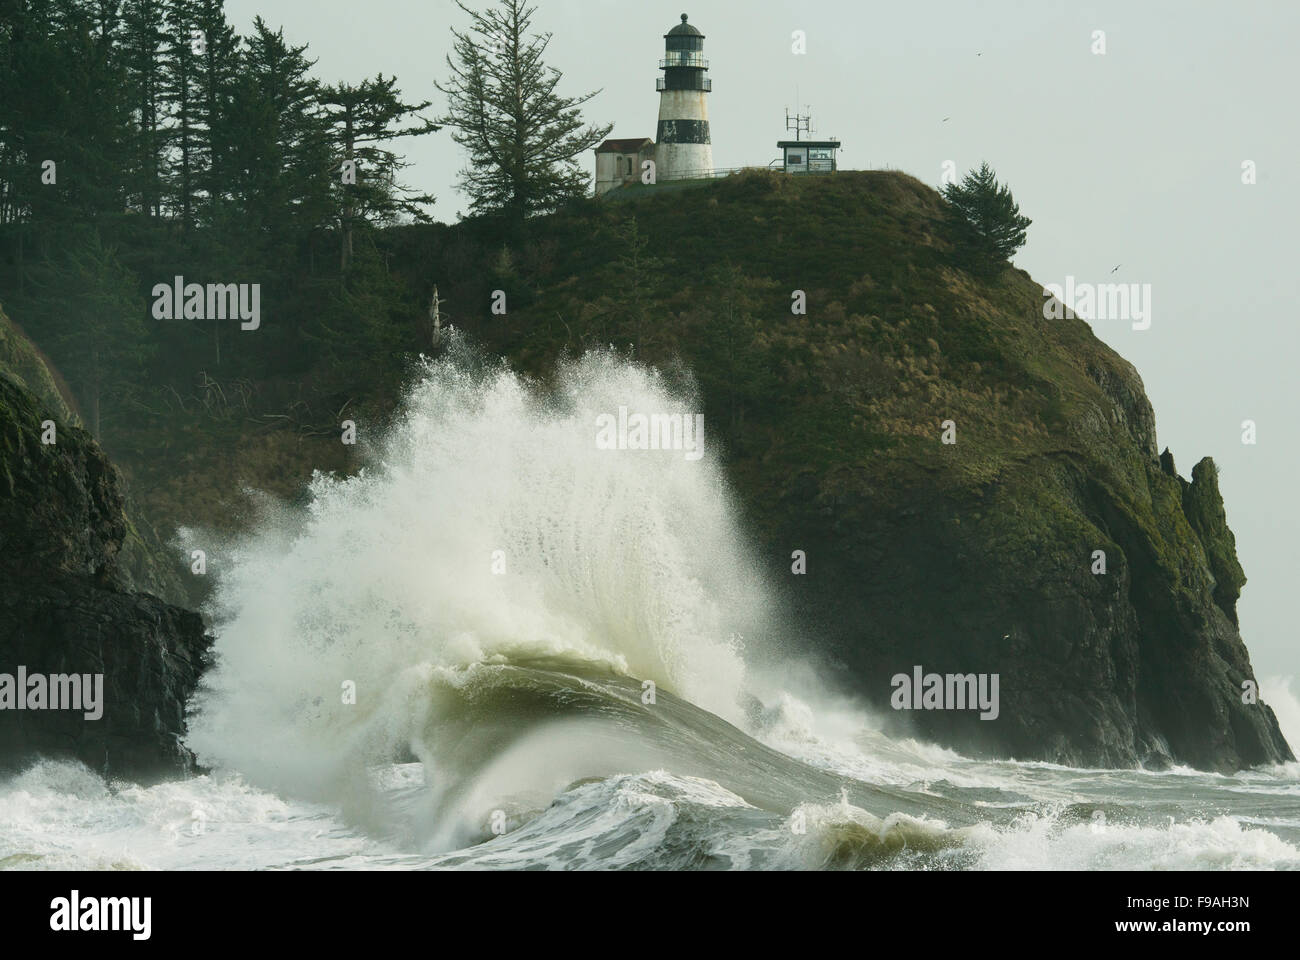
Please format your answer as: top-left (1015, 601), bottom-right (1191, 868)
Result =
top-left (785, 107), bottom-right (812, 142)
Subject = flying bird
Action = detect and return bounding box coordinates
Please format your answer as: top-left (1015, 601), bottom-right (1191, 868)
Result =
top-left (1110, 264), bottom-right (1122, 274)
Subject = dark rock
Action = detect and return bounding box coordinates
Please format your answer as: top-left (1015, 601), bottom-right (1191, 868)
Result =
top-left (1181, 457), bottom-right (1246, 626)
top-left (0, 375), bottom-right (211, 781)
top-left (0, 579), bottom-right (208, 780)
top-left (779, 425), bottom-right (1291, 774)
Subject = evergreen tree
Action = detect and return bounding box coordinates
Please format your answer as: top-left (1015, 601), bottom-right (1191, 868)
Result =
top-left (189, 0), bottom-right (239, 217)
top-left (161, 0), bottom-right (201, 226)
top-left (436, 0), bottom-right (612, 220)
top-left (0, 0), bottom-right (46, 228)
top-left (941, 161), bottom-right (1032, 275)
top-left (23, 227), bottom-right (152, 437)
top-left (306, 234), bottom-right (413, 387)
top-left (122, 0), bottom-right (168, 218)
top-left (0, 1), bottom-right (133, 228)
top-left (160, 0), bottom-right (239, 226)
top-left (696, 261), bottom-right (775, 447)
top-left (223, 18), bottom-right (332, 241)
top-left (613, 215), bottom-right (663, 357)
top-left (320, 75), bottom-right (439, 272)
top-left (61, 0), bottom-right (135, 220)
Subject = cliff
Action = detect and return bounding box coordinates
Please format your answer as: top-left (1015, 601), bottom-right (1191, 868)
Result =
top-left (0, 324), bottom-right (211, 780)
top-left (378, 170), bottom-right (1290, 771)
top-left (22, 169), bottom-right (1288, 774)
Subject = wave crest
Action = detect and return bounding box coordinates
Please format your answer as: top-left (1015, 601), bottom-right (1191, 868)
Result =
top-left (186, 342), bottom-right (771, 804)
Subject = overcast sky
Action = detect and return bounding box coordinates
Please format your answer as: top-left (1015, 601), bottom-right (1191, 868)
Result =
top-left (226, 0), bottom-right (1300, 682)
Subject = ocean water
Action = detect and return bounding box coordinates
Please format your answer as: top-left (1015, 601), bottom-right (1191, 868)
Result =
top-left (4, 344), bottom-right (1298, 871)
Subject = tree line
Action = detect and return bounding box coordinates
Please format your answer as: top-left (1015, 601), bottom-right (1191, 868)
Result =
top-left (0, 1), bottom-right (438, 249)
top-left (0, 0), bottom-right (445, 436)
top-left (0, 0), bottom-right (612, 440)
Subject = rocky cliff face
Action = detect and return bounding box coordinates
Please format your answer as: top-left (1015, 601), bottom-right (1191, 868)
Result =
top-left (0, 370), bottom-right (210, 781)
top-left (787, 440), bottom-right (1291, 772)
top-left (43, 170), bottom-right (1291, 774)
top-left (646, 176), bottom-right (1291, 773)
top-left (465, 170), bottom-right (1292, 772)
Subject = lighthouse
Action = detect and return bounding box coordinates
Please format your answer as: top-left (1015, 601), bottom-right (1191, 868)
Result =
top-left (655, 14), bottom-right (713, 181)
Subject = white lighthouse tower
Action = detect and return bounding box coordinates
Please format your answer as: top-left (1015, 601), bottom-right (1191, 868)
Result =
top-left (655, 14), bottom-right (713, 181)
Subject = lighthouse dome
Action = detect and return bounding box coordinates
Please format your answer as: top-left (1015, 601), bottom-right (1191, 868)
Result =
top-left (666, 14), bottom-right (703, 37)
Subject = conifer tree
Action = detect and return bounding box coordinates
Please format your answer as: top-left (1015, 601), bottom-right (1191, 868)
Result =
top-left (190, 0), bottom-right (239, 215)
top-left (436, 0), bottom-right (612, 220)
top-left (941, 161), bottom-right (1032, 275)
top-left (161, 0), bottom-right (201, 226)
top-left (223, 19), bottom-right (332, 240)
top-left (161, 0), bottom-right (238, 226)
top-left (696, 261), bottom-right (774, 446)
top-left (307, 234), bottom-right (413, 387)
top-left (122, 0), bottom-right (169, 218)
top-left (613, 216), bottom-right (663, 357)
top-left (0, 2), bottom-right (51, 229)
top-left (320, 75), bottom-right (440, 272)
top-left (0, 2), bottom-right (132, 228)
top-left (24, 228), bottom-right (152, 437)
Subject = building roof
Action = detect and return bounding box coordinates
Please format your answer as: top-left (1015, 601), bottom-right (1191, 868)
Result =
top-left (666, 14), bottom-right (703, 37)
top-left (777, 140), bottom-right (842, 148)
top-left (596, 138), bottom-right (654, 153)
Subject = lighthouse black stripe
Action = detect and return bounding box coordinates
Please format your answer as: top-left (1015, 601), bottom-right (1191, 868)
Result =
top-left (657, 119), bottom-right (711, 145)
